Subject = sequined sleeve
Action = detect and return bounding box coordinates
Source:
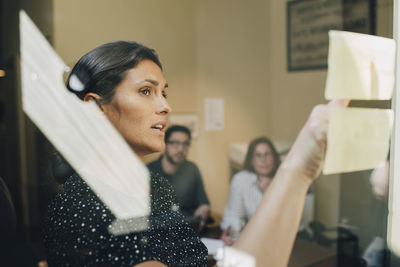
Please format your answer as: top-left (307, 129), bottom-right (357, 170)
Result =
top-left (43, 173), bottom-right (208, 266)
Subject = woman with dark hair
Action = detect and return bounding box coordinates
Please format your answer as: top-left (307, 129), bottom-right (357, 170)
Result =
top-left (220, 137), bottom-right (281, 244)
top-left (44, 41), bottom-right (208, 267)
top-left (43, 40), bottom-right (348, 267)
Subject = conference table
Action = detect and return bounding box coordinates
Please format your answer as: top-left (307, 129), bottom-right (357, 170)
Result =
top-left (288, 238), bottom-right (336, 267)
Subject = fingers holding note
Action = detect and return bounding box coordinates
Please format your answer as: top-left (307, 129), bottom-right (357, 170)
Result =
top-left (285, 99), bottom-right (350, 181)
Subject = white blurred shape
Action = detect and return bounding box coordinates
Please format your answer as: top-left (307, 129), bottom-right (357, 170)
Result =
top-left (362, 236), bottom-right (385, 267)
top-left (19, 10), bottom-right (150, 222)
top-left (200, 238), bottom-right (224, 256)
top-left (68, 74), bottom-right (85, 91)
top-left (215, 246), bottom-right (255, 267)
top-left (370, 161), bottom-right (389, 200)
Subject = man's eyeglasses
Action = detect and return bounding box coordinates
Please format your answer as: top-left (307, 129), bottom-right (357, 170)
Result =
top-left (167, 140), bottom-right (191, 148)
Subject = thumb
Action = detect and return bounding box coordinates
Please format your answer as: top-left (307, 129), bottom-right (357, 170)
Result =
top-left (327, 99), bottom-right (350, 108)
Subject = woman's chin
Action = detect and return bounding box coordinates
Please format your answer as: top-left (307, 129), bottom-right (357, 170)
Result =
top-left (146, 143), bottom-right (165, 155)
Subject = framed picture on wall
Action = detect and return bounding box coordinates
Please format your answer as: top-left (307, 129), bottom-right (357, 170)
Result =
top-left (287, 0), bottom-right (376, 71)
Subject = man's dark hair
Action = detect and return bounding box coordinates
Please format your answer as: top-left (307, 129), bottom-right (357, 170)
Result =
top-left (165, 125), bottom-right (191, 143)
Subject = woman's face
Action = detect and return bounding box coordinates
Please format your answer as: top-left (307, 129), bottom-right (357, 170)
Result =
top-left (252, 143), bottom-right (275, 177)
top-left (100, 59), bottom-right (171, 157)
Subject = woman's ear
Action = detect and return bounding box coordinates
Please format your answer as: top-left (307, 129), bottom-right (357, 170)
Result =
top-left (83, 93), bottom-right (104, 112)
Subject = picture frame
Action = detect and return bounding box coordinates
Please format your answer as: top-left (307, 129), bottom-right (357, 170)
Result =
top-left (167, 113), bottom-right (199, 139)
top-left (287, 0), bottom-right (376, 71)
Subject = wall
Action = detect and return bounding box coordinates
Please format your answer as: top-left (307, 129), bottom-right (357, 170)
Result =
top-left (53, 0), bottom-right (197, 114)
top-left (194, 0), bottom-right (272, 216)
top-left (268, 0), bottom-right (337, 227)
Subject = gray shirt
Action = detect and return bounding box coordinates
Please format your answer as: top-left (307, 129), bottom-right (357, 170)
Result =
top-left (147, 157), bottom-right (209, 218)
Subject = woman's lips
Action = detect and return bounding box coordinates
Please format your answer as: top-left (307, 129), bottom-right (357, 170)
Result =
top-left (150, 122), bottom-right (166, 135)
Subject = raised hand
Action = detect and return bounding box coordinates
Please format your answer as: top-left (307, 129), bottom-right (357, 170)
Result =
top-left (284, 99), bottom-right (350, 181)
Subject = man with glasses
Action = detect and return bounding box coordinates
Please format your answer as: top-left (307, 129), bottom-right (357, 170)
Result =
top-left (147, 125), bottom-right (210, 232)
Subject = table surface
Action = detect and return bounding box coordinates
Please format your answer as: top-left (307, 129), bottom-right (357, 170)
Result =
top-left (288, 238), bottom-right (336, 267)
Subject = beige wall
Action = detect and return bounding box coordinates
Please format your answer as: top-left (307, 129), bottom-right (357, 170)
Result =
top-left (53, 0), bottom-right (393, 224)
top-left (53, 0), bottom-right (197, 113)
top-left (194, 0), bottom-right (272, 216)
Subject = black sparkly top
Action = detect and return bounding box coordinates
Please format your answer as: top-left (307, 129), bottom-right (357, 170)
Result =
top-left (43, 173), bottom-right (208, 266)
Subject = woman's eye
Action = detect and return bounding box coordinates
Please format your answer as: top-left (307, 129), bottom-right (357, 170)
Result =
top-left (140, 88), bottom-right (151, 96)
top-left (162, 92), bottom-right (168, 99)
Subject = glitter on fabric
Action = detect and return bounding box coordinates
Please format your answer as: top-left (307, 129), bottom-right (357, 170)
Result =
top-left (44, 173), bottom-right (208, 266)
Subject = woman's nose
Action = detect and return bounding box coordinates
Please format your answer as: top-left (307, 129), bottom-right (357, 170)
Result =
top-left (157, 96), bottom-right (172, 114)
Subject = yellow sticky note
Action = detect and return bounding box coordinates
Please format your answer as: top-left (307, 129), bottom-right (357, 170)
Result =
top-left (325, 30), bottom-right (395, 100)
top-left (323, 107), bottom-right (393, 175)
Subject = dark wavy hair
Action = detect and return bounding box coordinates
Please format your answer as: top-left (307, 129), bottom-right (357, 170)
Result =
top-left (165, 125), bottom-right (191, 143)
top-left (66, 41), bottom-right (162, 103)
top-left (243, 137), bottom-right (281, 178)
